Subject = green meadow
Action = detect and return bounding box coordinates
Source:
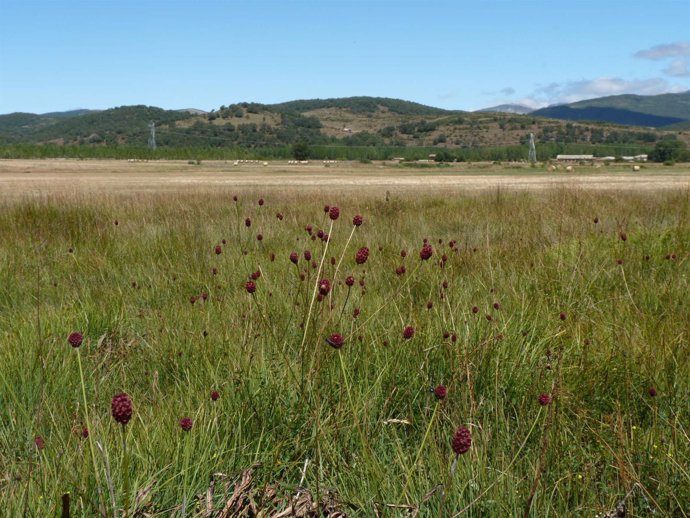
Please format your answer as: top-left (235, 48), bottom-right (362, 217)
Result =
top-left (0, 187), bottom-right (688, 516)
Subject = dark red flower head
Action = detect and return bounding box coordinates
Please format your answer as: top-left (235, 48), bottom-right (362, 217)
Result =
top-left (214, 244), bottom-right (222, 255)
top-left (434, 384), bottom-right (447, 400)
top-left (538, 393), bottom-right (552, 406)
top-left (395, 265), bottom-right (406, 276)
top-left (256, 234), bottom-right (263, 241)
top-left (245, 217), bottom-right (251, 227)
top-left (276, 212), bottom-right (284, 220)
top-left (318, 279), bottom-right (331, 296)
top-left (323, 204), bottom-right (330, 213)
top-left (352, 214), bottom-right (363, 226)
top-left (111, 392), bottom-right (133, 426)
top-left (452, 426), bottom-right (471, 455)
top-left (593, 217), bottom-right (599, 224)
top-left (355, 246), bottom-right (369, 265)
top-left (179, 417), bottom-right (193, 431)
top-left (34, 436), bottom-right (45, 450)
top-left (81, 427), bottom-right (89, 438)
top-left (211, 390), bottom-right (220, 401)
top-left (648, 387), bottom-right (657, 397)
top-left (305, 224), bottom-right (313, 235)
top-left (326, 333), bottom-right (344, 349)
top-left (329, 206), bottom-right (340, 220)
top-left (245, 281), bottom-right (257, 294)
top-left (290, 251), bottom-right (299, 264)
top-left (258, 198), bottom-right (264, 206)
top-left (304, 250), bottom-right (312, 261)
top-left (345, 275), bottom-right (355, 287)
top-left (559, 312), bottom-right (567, 321)
top-left (68, 332), bottom-right (84, 348)
top-left (619, 232), bottom-right (627, 242)
top-left (403, 326), bottom-right (415, 340)
top-left (420, 243), bottom-right (433, 261)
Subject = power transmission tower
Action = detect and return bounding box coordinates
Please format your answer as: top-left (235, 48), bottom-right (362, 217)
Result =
top-left (528, 133), bottom-right (537, 162)
top-left (148, 121), bottom-right (156, 150)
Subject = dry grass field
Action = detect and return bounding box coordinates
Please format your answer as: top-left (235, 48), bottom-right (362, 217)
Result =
top-left (1, 159), bottom-right (689, 199)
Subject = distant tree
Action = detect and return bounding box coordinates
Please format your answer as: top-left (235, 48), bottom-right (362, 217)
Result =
top-left (292, 141), bottom-right (310, 160)
top-left (434, 150), bottom-right (454, 162)
top-left (649, 139), bottom-right (688, 162)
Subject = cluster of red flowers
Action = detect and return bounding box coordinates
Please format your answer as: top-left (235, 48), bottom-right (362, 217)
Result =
top-left (318, 279), bottom-right (331, 296)
top-left (402, 326), bottom-right (415, 340)
top-left (111, 393), bottom-right (133, 426)
top-left (420, 243), bottom-right (433, 260)
top-left (452, 426), bottom-right (472, 455)
top-left (327, 333), bottom-right (344, 349)
top-left (179, 417), bottom-right (193, 432)
top-left (68, 332), bottom-right (83, 348)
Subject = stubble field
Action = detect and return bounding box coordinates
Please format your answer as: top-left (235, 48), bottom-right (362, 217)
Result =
top-left (0, 160), bottom-right (688, 517)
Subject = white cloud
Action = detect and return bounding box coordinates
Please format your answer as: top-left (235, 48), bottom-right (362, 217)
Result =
top-left (663, 58), bottom-right (690, 78)
top-left (635, 42), bottom-right (690, 78)
top-left (635, 42), bottom-right (690, 60)
top-left (500, 87), bottom-right (515, 96)
top-left (516, 76), bottom-right (687, 108)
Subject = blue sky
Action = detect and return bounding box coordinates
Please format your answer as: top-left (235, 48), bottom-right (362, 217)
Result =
top-left (1, 0), bottom-right (689, 114)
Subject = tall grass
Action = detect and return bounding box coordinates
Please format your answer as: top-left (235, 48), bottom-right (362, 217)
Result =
top-left (0, 187), bottom-right (688, 516)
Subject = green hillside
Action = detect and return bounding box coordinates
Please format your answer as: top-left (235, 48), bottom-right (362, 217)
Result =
top-left (532, 91), bottom-right (690, 128)
top-left (1, 96), bottom-right (689, 160)
top-left (269, 96), bottom-right (457, 116)
top-left (0, 106), bottom-right (191, 145)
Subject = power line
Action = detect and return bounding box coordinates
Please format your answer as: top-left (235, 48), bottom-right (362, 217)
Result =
top-left (528, 133), bottom-right (537, 162)
top-left (148, 121), bottom-right (156, 150)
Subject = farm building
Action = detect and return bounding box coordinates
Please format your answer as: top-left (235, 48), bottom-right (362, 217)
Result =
top-left (556, 154), bottom-right (594, 163)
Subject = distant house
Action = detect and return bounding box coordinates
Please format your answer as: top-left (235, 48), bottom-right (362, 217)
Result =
top-left (556, 154), bottom-right (594, 163)
top-left (621, 154), bottom-right (648, 162)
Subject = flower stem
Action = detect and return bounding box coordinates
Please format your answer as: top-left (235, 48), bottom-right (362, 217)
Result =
top-left (402, 401), bottom-right (439, 501)
top-left (77, 349), bottom-right (106, 514)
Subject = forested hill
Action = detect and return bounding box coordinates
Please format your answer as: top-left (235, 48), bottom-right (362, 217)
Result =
top-left (1, 96), bottom-right (689, 152)
top-left (0, 106), bottom-right (191, 145)
top-left (531, 91), bottom-right (690, 128)
top-left (268, 96), bottom-right (457, 116)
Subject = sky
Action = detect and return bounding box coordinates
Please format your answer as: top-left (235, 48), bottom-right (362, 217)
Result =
top-left (1, 0), bottom-right (689, 114)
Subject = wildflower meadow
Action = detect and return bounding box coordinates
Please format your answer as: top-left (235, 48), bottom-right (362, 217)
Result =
top-left (0, 187), bottom-right (688, 516)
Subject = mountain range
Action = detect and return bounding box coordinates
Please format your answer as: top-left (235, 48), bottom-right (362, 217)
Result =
top-left (1, 92), bottom-right (689, 150)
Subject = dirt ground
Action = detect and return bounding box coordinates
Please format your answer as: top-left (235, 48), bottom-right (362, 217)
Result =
top-left (1, 159), bottom-right (689, 200)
